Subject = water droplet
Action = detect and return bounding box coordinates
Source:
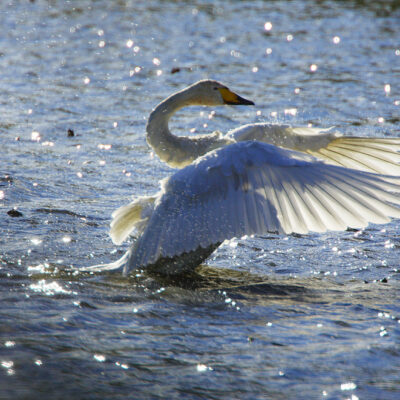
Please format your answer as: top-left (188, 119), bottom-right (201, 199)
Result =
top-left (98, 40), bottom-right (105, 48)
top-left (152, 57), bottom-right (161, 66)
top-left (310, 64), bottom-right (318, 72)
top-left (126, 39), bottom-right (134, 48)
top-left (384, 84), bottom-right (391, 95)
top-left (83, 77), bottom-right (90, 85)
top-left (286, 34), bottom-right (293, 41)
top-left (265, 48), bottom-right (272, 55)
top-left (333, 36), bottom-right (341, 44)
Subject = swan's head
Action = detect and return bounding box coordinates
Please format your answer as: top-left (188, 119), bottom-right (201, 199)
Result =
top-left (185, 80), bottom-right (255, 106)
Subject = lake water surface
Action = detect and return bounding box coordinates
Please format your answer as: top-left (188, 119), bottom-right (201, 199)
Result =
top-left (1, 1), bottom-right (400, 399)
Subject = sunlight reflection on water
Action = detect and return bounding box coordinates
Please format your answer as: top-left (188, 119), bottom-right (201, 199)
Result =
top-left (1, 0), bottom-right (400, 399)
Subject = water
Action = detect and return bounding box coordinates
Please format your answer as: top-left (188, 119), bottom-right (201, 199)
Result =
top-left (1, 1), bottom-right (400, 398)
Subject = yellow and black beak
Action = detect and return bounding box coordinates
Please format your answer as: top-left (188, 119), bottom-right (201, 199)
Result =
top-left (219, 87), bottom-right (255, 105)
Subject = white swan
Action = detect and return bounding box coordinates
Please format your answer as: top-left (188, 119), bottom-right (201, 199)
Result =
top-left (84, 80), bottom-right (400, 276)
top-left (146, 80), bottom-right (400, 174)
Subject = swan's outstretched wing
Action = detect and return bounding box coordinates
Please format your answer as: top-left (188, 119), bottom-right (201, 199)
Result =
top-left (227, 123), bottom-right (400, 175)
top-left (126, 141), bottom-right (400, 273)
top-left (308, 137), bottom-right (400, 175)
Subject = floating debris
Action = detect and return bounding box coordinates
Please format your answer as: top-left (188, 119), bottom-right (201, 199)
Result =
top-left (67, 129), bottom-right (75, 137)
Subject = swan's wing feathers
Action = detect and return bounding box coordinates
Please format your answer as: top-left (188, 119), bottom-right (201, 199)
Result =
top-left (308, 137), bottom-right (400, 175)
top-left (227, 123), bottom-right (338, 151)
top-left (132, 142), bottom-right (400, 266)
top-left (227, 123), bottom-right (400, 175)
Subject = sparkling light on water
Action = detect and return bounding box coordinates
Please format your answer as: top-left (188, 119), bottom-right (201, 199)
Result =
top-left (29, 280), bottom-right (73, 296)
top-left (340, 382), bottom-right (357, 391)
top-left (264, 21), bottom-right (273, 31)
top-left (31, 131), bottom-right (41, 142)
top-left (94, 354), bottom-right (106, 362)
top-left (31, 238), bottom-right (42, 246)
top-left (197, 364), bottom-right (213, 372)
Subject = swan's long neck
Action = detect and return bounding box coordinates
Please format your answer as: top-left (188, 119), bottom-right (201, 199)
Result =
top-left (146, 88), bottom-right (196, 167)
top-left (146, 88), bottom-right (230, 168)
top-left (146, 89), bottom-right (188, 145)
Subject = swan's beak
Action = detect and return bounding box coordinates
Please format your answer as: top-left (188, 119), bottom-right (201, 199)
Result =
top-left (219, 88), bottom-right (255, 105)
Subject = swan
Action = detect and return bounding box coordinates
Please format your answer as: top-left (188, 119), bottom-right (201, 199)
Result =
top-left (83, 80), bottom-right (400, 276)
top-left (146, 80), bottom-right (400, 174)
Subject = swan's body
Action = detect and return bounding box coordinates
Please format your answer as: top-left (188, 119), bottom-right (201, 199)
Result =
top-left (84, 80), bottom-right (400, 276)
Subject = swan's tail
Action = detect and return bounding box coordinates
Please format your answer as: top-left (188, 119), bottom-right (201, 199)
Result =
top-left (78, 249), bottom-right (132, 273)
top-left (110, 195), bottom-right (156, 245)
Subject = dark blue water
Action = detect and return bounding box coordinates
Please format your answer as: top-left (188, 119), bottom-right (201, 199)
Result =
top-left (1, 1), bottom-right (400, 399)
